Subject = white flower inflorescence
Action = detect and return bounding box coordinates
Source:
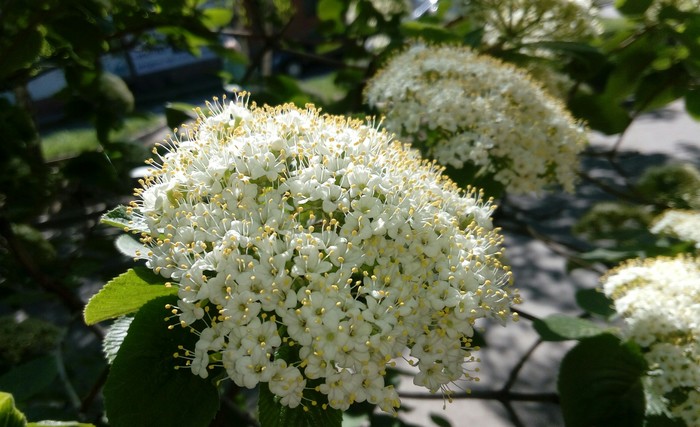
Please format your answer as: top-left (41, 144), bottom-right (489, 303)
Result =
top-left (650, 209), bottom-right (700, 248)
top-left (130, 94), bottom-right (519, 413)
top-left (365, 43), bottom-right (588, 194)
top-left (601, 256), bottom-right (700, 426)
top-left (644, 0), bottom-right (700, 21)
top-left (457, 0), bottom-right (601, 50)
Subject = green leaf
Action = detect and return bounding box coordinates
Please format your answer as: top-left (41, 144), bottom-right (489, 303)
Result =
top-left (102, 316), bottom-right (134, 364)
top-left (615, 0), bottom-right (653, 15)
top-left (258, 382), bottom-right (342, 427)
top-left (685, 89), bottom-right (700, 120)
top-left (429, 413), bottom-right (452, 427)
top-left (400, 22), bottom-right (460, 43)
top-left (578, 247), bottom-right (642, 265)
top-left (101, 206), bottom-right (148, 233)
top-left (84, 267), bottom-right (176, 325)
top-left (104, 296), bottom-right (219, 427)
top-left (558, 334), bottom-right (647, 427)
top-left (0, 27), bottom-right (43, 80)
top-left (318, 0), bottom-right (344, 23)
top-left (0, 355), bottom-right (58, 401)
top-left (533, 314), bottom-right (609, 341)
top-left (569, 93), bottom-right (631, 135)
top-left (114, 234), bottom-right (148, 259)
top-left (0, 391), bottom-right (27, 427)
top-left (201, 8), bottom-right (234, 30)
top-left (165, 102), bottom-right (197, 130)
top-left (27, 422), bottom-right (95, 427)
top-left (633, 68), bottom-right (687, 113)
top-left (575, 288), bottom-right (616, 318)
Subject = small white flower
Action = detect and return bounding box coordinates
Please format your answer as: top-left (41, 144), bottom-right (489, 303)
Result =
top-left (132, 94), bottom-right (518, 413)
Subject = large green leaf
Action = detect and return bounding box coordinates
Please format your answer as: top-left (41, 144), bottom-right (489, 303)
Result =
top-left (0, 392), bottom-right (26, 427)
top-left (569, 93), bottom-right (631, 135)
top-left (84, 267), bottom-right (176, 325)
top-left (533, 314), bottom-right (610, 341)
top-left (0, 355), bottom-right (58, 402)
top-left (558, 334), bottom-right (647, 427)
top-left (258, 382), bottom-right (342, 427)
top-left (104, 296), bottom-right (219, 427)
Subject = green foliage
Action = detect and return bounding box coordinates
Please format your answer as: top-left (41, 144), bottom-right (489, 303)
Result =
top-left (635, 163), bottom-right (700, 210)
top-left (429, 413), bottom-right (452, 427)
top-left (103, 296), bottom-right (220, 427)
top-left (258, 383), bottom-right (342, 427)
top-left (0, 392), bottom-right (26, 427)
top-left (114, 235), bottom-right (149, 259)
top-left (0, 317), bottom-right (62, 366)
top-left (165, 102), bottom-right (198, 130)
top-left (102, 317), bottom-right (134, 365)
top-left (685, 89), bottom-right (700, 120)
top-left (533, 314), bottom-right (610, 341)
top-left (84, 268), bottom-right (176, 325)
top-left (101, 206), bottom-right (148, 234)
top-left (575, 289), bottom-right (616, 319)
top-left (559, 334), bottom-right (648, 427)
top-left (573, 201), bottom-right (655, 248)
top-left (615, 0), bottom-right (654, 16)
top-left (26, 422), bottom-right (94, 427)
top-left (0, 356), bottom-right (58, 402)
top-left (0, 391), bottom-right (94, 427)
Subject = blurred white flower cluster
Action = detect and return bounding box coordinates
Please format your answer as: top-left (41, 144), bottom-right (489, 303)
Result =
top-left (651, 209), bottom-right (700, 248)
top-left (365, 43), bottom-right (587, 194)
top-left (131, 94), bottom-right (519, 413)
top-left (458, 0), bottom-right (601, 50)
top-left (601, 256), bottom-right (700, 426)
top-left (368, 0), bottom-right (411, 18)
top-left (644, 0), bottom-right (700, 21)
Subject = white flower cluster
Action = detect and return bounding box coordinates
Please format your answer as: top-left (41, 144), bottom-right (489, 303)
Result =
top-left (601, 256), bottom-right (700, 426)
top-left (131, 95), bottom-right (518, 413)
top-left (367, 0), bottom-right (411, 18)
top-left (365, 43), bottom-right (588, 194)
top-left (643, 0), bottom-right (700, 21)
top-left (457, 0), bottom-right (601, 50)
top-left (651, 209), bottom-right (700, 248)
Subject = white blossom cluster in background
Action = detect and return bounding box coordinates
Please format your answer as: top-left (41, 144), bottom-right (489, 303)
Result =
top-left (601, 256), bottom-right (700, 426)
top-left (456, 0), bottom-right (601, 50)
top-left (650, 209), bottom-right (700, 248)
top-left (644, 0), bottom-right (700, 21)
top-left (367, 0), bottom-right (411, 18)
top-left (130, 94), bottom-right (519, 413)
top-left (365, 43), bottom-right (588, 194)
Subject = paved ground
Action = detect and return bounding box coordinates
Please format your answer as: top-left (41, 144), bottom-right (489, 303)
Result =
top-left (395, 100), bottom-right (700, 427)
